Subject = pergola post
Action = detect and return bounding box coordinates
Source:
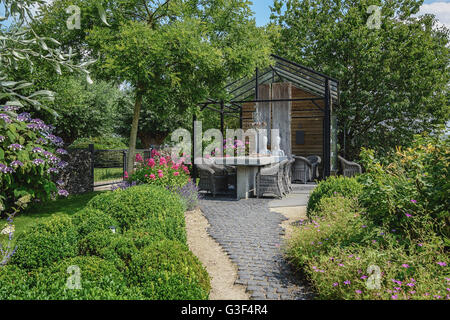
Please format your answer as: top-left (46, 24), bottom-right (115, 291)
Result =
top-left (324, 79), bottom-right (331, 178)
top-left (220, 101), bottom-right (224, 136)
top-left (192, 112), bottom-right (197, 182)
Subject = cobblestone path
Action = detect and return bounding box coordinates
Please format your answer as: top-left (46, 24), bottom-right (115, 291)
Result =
top-left (199, 198), bottom-right (313, 300)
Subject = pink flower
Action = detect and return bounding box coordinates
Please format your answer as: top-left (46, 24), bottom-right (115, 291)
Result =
top-left (159, 157), bottom-right (167, 165)
top-left (158, 173), bottom-right (164, 178)
top-left (149, 174), bottom-right (156, 180)
top-left (124, 171), bottom-right (129, 179)
top-left (173, 171), bottom-right (180, 176)
top-left (355, 290), bottom-right (362, 294)
top-left (410, 199), bottom-right (417, 204)
top-left (437, 262), bottom-right (447, 267)
top-left (405, 213), bottom-right (412, 218)
top-left (332, 282), bottom-right (339, 287)
top-left (135, 153), bottom-right (143, 162)
top-left (148, 158), bottom-right (156, 168)
top-left (402, 264), bottom-right (410, 268)
top-left (391, 295), bottom-right (398, 300)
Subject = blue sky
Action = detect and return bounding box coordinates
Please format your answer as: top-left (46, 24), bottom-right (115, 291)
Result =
top-left (2, 1), bottom-right (450, 28)
top-left (250, 0), bottom-right (450, 26)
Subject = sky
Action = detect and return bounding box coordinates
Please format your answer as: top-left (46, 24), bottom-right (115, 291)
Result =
top-left (1, 1), bottom-right (450, 27)
top-left (250, 0), bottom-right (450, 27)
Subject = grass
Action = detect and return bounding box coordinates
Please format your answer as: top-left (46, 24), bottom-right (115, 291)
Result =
top-left (94, 167), bottom-right (124, 182)
top-left (0, 192), bottom-right (103, 240)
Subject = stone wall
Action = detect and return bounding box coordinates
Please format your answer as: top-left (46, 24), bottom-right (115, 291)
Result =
top-left (58, 148), bottom-right (93, 195)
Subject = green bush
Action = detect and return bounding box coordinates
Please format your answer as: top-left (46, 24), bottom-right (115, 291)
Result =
top-left (72, 207), bottom-right (120, 237)
top-left (69, 136), bottom-right (127, 150)
top-left (29, 256), bottom-right (132, 300)
top-left (0, 265), bottom-right (34, 300)
top-left (307, 176), bottom-right (363, 216)
top-left (127, 240), bottom-right (210, 299)
top-left (87, 185), bottom-right (186, 243)
top-left (358, 136), bottom-right (449, 241)
top-left (78, 230), bottom-right (137, 271)
top-left (10, 215), bottom-right (78, 270)
top-left (123, 227), bottom-right (168, 249)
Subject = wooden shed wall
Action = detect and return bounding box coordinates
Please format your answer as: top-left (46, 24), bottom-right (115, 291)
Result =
top-left (241, 84), bottom-right (324, 160)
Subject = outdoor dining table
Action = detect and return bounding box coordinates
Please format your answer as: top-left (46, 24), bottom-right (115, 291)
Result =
top-left (213, 156), bottom-right (287, 199)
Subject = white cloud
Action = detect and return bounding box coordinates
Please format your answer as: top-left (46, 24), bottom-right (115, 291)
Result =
top-left (417, 1), bottom-right (450, 29)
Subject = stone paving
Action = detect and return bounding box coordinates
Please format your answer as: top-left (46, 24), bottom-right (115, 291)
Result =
top-left (199, 192), bottom-right (314, 300)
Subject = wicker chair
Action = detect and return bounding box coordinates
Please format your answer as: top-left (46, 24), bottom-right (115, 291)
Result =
top-left (256, 163), bottom-right (284, 199)
top-left (306, 155), bottom-right (322, 181)
top-left (292, 156), bottom-right (313, 184)
top-left (196, 162), bottom-right (228, 197)
top-left (282, 158), bottom-right (295, 193)
top-left (338, 156), bottom-right (362, 177)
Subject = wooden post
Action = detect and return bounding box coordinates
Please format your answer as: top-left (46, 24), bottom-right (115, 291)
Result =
top-left (324, 79), bottom-right (331, 178)
top-left (88, 144), bottom-right (95, 190)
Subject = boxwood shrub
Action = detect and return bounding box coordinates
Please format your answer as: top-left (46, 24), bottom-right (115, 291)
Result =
top-left (127, 240), bottom-right (210, 299)
top-left (10, 215), bottom-right (78, 270)
top-left (307, 176), bottom-right (363, 217)
top-left (29, 256), bottom-right (130, 300)
top-left (87, 184), bottom-right (186, 243)
top-left (78, 230), bottom-right (137, 271)
top-left (72, 207), bottom-right (120, 237)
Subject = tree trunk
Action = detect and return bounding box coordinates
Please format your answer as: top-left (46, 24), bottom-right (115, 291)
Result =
top-left (127, 90), bottom-right (143, 174)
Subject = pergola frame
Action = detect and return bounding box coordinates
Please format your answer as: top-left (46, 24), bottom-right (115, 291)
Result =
top-left (194, 54), bottom-right (340, 180)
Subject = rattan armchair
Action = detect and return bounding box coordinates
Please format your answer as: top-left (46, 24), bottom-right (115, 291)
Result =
top-left (338, 156), bottom-right (362, 177)
top-left (306, 155), bottom-right (322, 181)
top-left (282, 158), bottom-right (295, 193)
top-left (292, 156), bottom-right (313, 184)
top-left (196, 162), bottom-right (228, 197)
top-left (256, 163), bottom-right (284, 199)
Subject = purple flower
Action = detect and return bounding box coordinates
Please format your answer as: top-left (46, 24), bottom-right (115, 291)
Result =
top-left (17, 112), bottom-right (31, 122)
top-left (437, 262), bottom-right (447, 267)
top-left (10, 160), bottom-right (23, 167)
top-left (361, 225), bottom-right (367, 228)
top-left (0, 113), bottom-right (12, 123)
top-left (56, 160), bottom-right (68, 169)
top-left (32, 147), bottom-right (43, 153)
top-left (56, 179), bottom-right (65, 186)
top-left (355, 290), bottom-right (362, 294)
top-left (32, 158), bottom-right (45, 166)
top-left (47, 167), bottom-right (59, 174)
top-left (36, 138), bottom-right (48, 145)
top-left (360, 275), bottom-right (368, 280)
top-left (391, 295), bottom-right (398, 300)
top-left (57, 189), bottom-right (69, 197)
top-left (1, 105), bottom-right (20, 111)
top-left (42, 151), bottom-right (54, 158)
top-left (0, 163), bottom-right (14, 174)
top-left (56, 148), bottom-right (68, 155)
top-left (0, 135), bottom-right (5, 142)
top-left (332, 282), bottom-right (339, 287)
top-left (405, 213), bottom-right (412, 218)
top-left (402, 264), bottom-right (410, 268)
top-left (410, 199), bottom-right (417, 204)
top-left (8, 144), bottom-right (23, 151)
top-left (344, 280), bottom-right (351, 285)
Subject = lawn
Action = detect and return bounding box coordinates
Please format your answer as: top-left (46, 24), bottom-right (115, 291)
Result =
top-left (94, 167), bottom-right (124, 183)
top-left (1, 192), bottom-right (103, 240)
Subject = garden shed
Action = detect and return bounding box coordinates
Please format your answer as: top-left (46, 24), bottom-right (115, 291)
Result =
top-left (198, 55), bottom-right (340, 179)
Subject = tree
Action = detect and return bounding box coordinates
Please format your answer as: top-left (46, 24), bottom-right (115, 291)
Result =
top-left (0, 0), bottom-right (93, 111)
top-left (271, 0), bottom-right (449, 159)
top-left (78, 0), bottom-right (273, 171)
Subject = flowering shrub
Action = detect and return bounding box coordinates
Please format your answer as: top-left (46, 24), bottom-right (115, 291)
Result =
top-left (358, 133), bottom-right (449, 241)
top-left (0, 106), bottom-right (68, 214)
top-left (288, 196), bottom-right (449, 300)
top-left (129, 152), bottom-right (191, 189)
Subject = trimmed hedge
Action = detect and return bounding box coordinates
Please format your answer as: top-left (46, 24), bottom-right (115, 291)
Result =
top-left (72, 207), bottom-right (120, 237)
top-left (78, 230), bottom-right (137, 271)
top-left (87, 184), bottom-right (186, 243)
top-left (127, 240), bottom-right (210, 299)
top-left (10, 215), bottom-right (78, 270)
top-left (307, 176), bottom-right (363, 217)
top-left (2, 184), bottom-right (210, 300)
top-left (30, 256), bottom-right (130, 300)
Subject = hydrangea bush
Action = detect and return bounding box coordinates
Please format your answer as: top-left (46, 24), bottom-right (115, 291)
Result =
top-left (0, 106), bottom-right (69, 214)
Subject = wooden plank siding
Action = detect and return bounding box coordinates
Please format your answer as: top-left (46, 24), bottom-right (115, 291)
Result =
top-left (240, 84), bottom-right (324, 162)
